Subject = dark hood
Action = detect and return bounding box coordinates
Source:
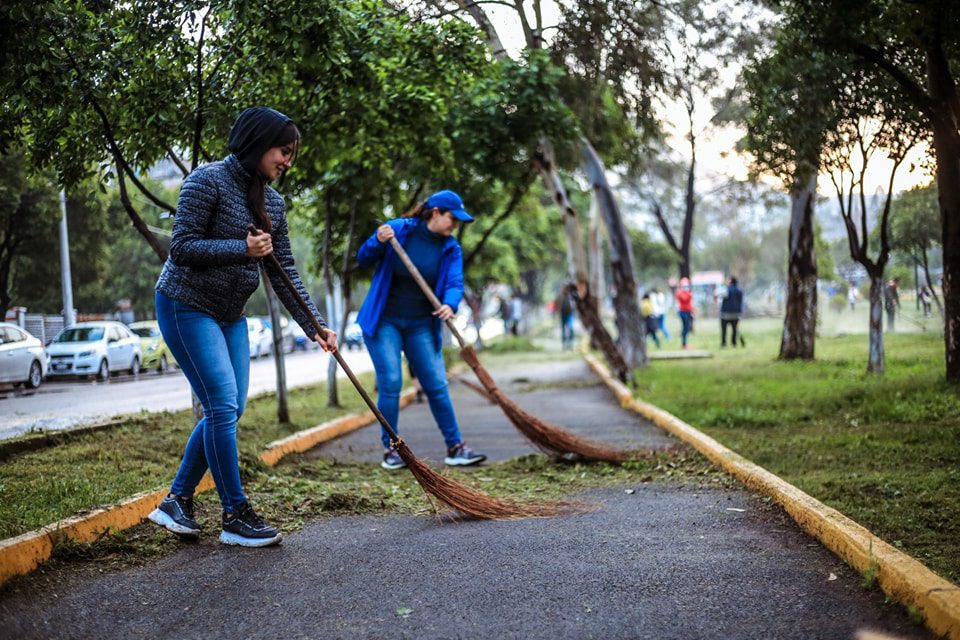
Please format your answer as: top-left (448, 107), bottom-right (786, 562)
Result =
top-left (227, 107), bottom-right (293, 176)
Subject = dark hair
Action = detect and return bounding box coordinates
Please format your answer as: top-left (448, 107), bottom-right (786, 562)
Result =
top-left (247, 121), bottom-right (300, 233)
top-left (729, 277), bottom-right (738, 286)
top-left (402, 202), bottom-right (442, 221)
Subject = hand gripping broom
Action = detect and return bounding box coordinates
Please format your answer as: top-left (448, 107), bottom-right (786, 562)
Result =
top-left (249, 226), bottom-right (580, 519)
top-left (387, 236), bottom-right (630, 463)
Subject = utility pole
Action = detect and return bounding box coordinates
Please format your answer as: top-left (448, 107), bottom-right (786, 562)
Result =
top-left (58, 190), bottom-right (76, 327)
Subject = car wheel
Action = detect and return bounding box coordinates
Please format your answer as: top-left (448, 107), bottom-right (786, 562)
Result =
top-left (25, 360), bottom-right (43, 389)
top-left (96, 359), bottom-right (110, 382)
top-left (158, 354), bottom-right (168, 373)
top-left (129, 356), bottom-right (140, 376)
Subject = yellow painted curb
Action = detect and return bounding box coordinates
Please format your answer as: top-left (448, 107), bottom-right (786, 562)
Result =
top-left (584, 353), bottom-right (960, 640)
top-left (0, 387), bottom-right (414, 588)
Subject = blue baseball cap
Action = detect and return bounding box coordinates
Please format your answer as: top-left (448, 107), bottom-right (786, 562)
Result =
top-left (425, 190), bottom-right (474, 223)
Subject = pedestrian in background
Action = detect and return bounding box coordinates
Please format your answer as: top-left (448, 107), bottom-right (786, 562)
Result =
top-left (556, 284), bottom-right (576, 350)
top-left (356, 190), bottom-right (486, 471)
top-left (651, 288), bottom-right (670, 341)
top-left (676, 277), bottom-right (694, 350)
top-left (149, 107), bottom-right (337, 548)
top-left (719, 276), bottom-right (744, 348)
top-left (641, 293), bottom-right (660, 348)
top-left (884, 277), bottom-right (901, 332)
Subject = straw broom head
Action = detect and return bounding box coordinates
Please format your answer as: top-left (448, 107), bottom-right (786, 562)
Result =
top-left (459, 347), bottom-right (632, 463)
top-left (393, 441), bottom-right (589, 519)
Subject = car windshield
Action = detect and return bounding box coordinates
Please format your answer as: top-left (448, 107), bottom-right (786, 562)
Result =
top-left (131, 327), bottom-right (159, 338)
top-left (56, 327), bottom-right (104, 342)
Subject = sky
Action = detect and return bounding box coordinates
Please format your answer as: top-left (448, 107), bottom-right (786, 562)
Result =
top-left (476, 0), bottom-right (935, 199)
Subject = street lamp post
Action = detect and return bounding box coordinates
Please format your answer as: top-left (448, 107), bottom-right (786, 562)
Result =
top-left (59, 189), bottom-right (76, 327)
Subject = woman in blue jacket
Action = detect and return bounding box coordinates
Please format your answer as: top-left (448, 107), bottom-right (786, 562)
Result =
top-left (356, 190), bottom-right (486, 470)
top-left (149, 107), bottom-right (337, 548)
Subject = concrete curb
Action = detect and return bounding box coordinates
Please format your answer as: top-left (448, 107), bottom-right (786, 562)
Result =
top-left (0, 388), bottom-right (415, 588)
top-left (584, 353), bottom-right (960, 640)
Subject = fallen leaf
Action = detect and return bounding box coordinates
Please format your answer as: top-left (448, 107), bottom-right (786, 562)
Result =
top-left (396, 607), bottom-right (414, 619)
top-left (726, 508), bottom-right (745, 513)
top-left (828, 573), bottom-right (838, 581)
top-left (625, 489), bottom-right (635, 495)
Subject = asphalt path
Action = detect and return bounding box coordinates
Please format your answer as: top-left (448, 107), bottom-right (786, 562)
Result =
top-left (0, 348), bottom-right (374, 440)
top-left (0, 359), bottom-right (931, 639)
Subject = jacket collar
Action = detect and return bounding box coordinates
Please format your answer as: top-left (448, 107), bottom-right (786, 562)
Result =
top-left (224, 154), bottom-right (252, 186)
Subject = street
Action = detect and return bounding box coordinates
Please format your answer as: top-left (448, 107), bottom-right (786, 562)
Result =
top-left (0, 348), bottom-right (374, 440)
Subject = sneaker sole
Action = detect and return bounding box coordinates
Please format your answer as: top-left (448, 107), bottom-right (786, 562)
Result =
top-left (444, 456), bottom-right (487, 466)
top-left (219, 530), bottom-right (282, 547)
top-left (381, 461), bottom-right (407, 470)
top-left (147, 508), bottom-right (200, 537)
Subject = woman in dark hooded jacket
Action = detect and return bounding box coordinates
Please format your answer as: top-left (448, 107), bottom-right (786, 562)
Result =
top-left (149, 107), bottom-right (337, 547)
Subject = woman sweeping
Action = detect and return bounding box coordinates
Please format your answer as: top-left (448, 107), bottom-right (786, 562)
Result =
top-left (149, 107), bottom-right (337, 547)
top-left (356, 190), bottom-right (486, 470)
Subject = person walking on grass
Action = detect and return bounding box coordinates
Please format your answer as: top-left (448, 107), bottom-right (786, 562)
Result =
top-left (676, 277), bottom-right (695, 349)
top-left (356, 190), bottom-right (486, 470)
top-left (149, 107), bottom-right (337, 548)
top-left (641, 293), bottom-right (661, 348)
top-left (651, 288), bottom-right (670, 341)
top-left (719, 276), bottom-right (744, 348)
top-left (884, 277), bottom-right (901, 332)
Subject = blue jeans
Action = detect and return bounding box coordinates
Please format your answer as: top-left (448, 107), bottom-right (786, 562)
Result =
top-left (363, 315), bottom-right (462, 450)
top-left (156, 291), bottom-right (249, 511)
top-left (679, 311), bottom-right (693, 347)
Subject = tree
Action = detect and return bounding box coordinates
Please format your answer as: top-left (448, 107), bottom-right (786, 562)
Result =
top-left (768, 0), bottom-right (960, 381)
top-left (891, 183), bottom-right (944, 314)
top-left (822, 103), bottom-right (922, 374)
top-left (0, 151), bottom-right (60, 318)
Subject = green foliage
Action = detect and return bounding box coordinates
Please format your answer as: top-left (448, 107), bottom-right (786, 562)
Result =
top-left (891, 184), bottom-right (940, 257)
top-left (0, 149), bottom-right (61, 316)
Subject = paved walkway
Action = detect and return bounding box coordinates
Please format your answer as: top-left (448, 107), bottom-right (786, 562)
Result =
top-left (0, 355), bottom-right (931, 639)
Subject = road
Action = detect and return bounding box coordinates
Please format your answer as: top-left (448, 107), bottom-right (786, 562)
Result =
top-left (0, 359), bottom-right (931, 639)
top-left (0, 347), bottom-right (374, 440)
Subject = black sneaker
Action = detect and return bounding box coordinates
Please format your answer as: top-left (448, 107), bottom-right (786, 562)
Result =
top-left (381, 448), bottom-right (407, 470)
top-left (148, 493), bottom-right (200, 537)
top-left (220, 502), bottom-right (282, 547)
top-left (444, 442), bottom-right (487, 467)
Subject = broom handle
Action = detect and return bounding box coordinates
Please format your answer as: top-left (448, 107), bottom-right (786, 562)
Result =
top-left (387, 236), bottom-right (468, 350)
top-left (247, 225), bottom-right (401, 442)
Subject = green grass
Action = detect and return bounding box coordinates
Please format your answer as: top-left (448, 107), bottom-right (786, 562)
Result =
top-left (635, 313), bottom-right (960, 584)
top-left (0, 375), bottom-right (375, 539)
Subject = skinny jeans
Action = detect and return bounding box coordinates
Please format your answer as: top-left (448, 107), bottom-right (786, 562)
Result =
top-left (156, 291), bottom-right (249, 511)
top-left (364, 314), bottom-right (462, 450)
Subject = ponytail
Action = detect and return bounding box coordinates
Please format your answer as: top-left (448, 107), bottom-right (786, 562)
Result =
top-left (402, 202), bottom-right (432, 221)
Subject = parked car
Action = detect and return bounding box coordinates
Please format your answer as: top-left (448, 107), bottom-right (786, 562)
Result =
top-left (247, 316), bottom-right (272, 358)
top-left (287, 323), bottom-right (319, 352)
top-left (260, 315), bottom-right (296, 353)
top-left (46, 321), bottom-right (142, 380)
top-left (344, 312), bottom-right (364, 351)
top-left (129, 320), bottom-right (177, 372)
top-left (0, 322), bottom-right (47, 389)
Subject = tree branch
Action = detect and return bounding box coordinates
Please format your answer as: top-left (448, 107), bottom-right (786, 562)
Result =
top-left (463, 171), bottom-right (534, 270)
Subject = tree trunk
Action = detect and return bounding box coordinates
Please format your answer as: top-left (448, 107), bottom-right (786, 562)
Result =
top-left (532, 144), bottom-right (630, 381)
top-left (930, 120), bottom-right (960, 381)
top-left (924, 29), bottom-right (960, 382)
top-left (867, 274), bottom-right (885, 375)
top-left (581, 138), bottom-right (646, 370)
top-left (262, 272), bottom-right (289, 423)
top-left (779, 173), bottom-right (818, 360)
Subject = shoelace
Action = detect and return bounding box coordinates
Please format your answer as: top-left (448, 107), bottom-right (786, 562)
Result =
top-left (239, 504), bottom-right (266, 526)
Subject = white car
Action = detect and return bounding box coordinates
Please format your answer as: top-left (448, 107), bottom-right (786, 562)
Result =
top-left (0, 322), bottom-right (47, 389)
top-left (247, 317), bottom-right (273, 359)
top-left (46, 321), bottom-right (142, 380)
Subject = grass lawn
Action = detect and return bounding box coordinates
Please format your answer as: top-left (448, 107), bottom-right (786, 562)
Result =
top-left (0, 374), bottom-right (375, 539)
top-left (634, 309), bottom-right (960, 584)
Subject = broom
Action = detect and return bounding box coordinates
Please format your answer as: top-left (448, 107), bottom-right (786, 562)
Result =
top-left (387, 236), bottom-right (630, 463)
top-left (249, 226), bottom-right (578, 519)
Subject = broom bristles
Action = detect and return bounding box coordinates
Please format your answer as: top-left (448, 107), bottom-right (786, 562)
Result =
top-left (455, 375), bottom-right (496, 403)
top-left (459, 347), bottom-right (631, 463)
top-left (394, 441), bottom-right (588, 519)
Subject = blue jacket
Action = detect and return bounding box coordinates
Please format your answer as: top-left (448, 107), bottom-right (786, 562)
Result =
top-left (356, 218), bottom-right (464, 352)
